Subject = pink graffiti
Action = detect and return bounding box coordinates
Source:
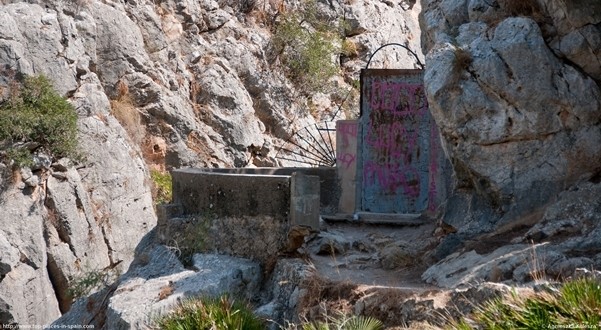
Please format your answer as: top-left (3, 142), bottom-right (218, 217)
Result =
top-left (337, 153), bottom-right (356, 169)
top-left (369, 82), bottom-right (428, 117)
top-left (365, 120), bottom-right (419, 162)
top-left (362, 78), bottom-right (446, 210)
top-left (338, 122), bottom-right (358, 148)
top-left (363, 161), bottom-right (420, 197)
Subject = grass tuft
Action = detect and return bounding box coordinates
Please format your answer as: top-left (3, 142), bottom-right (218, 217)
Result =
top-left (288, 312), bottom-right (384, 330)
top-left (154, 295), bottom-right (265, 330)
top-left (150, 169), bottom-right (172, 205)
top-left (110, 80), bottom-right (145, 144)
top-left (451, 277), bottom-right (601, 329)
top-left (451, 47), bottom-right (472, 81)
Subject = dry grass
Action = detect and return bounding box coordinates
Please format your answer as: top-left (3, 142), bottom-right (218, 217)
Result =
top-left (298, 272), bottom-right (358, 322)
top-left (110, 81), bottom-right (145, 145)
top-left (527, 241), bottom-right (548, 283)
top-left (45, 205), bottom-right (61, 229)
top-left (141, 135), bottom-right (167, 171)
top-left (10, 167), bottom-right (22, 185)
top-left (297, 272), bottom-right (442, 328)
top-left (474, 0), bottom-right (551, 42)
top-left (86, 296), bottom-right (96, 313)
top-left (341, 39), bottom-right (359, 57)
top-left (482, 0), bottom-right (549, 32)
top-left (157, 281), bottom-right (175, 301)
top-left (185, 131), bottom-right (216, 163)
top-left (91, 199), bottom-right (110, 227)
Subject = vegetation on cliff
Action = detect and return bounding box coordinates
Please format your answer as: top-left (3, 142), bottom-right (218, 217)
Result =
top-left (272, 0), bottom-right (341, 94)
top-left (0, 75), bottom-right (78, 167)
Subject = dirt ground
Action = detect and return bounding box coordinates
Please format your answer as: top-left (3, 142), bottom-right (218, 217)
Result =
top-left (308, 220), bottom-right (438, 289)
top-left (296, 219), bottom-right (449, 328)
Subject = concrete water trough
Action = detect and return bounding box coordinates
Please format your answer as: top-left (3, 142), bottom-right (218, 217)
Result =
top-left (156, 167), bottom-right (338, 262)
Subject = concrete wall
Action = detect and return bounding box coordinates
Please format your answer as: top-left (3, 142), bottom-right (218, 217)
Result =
top-left (159, 214), bottom-right (289, 264)
top-left (159, 168), bottom-right (332, 263)
top-left (183, 167), bottom-right (339, 215)
top-left (172, 168), bottom-right (291, 218)
top-left (336, 120), bottom-right (359, 214)
top-left (290, 172), bottom-right (320, 230)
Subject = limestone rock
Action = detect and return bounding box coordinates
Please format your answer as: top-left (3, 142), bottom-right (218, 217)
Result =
top-left (53, 248), bottom-right (262, 329)
top-left (0, 0), bottom-right (426, 325)
top-left (0, 2), bottom-right (157, 323)
top-left (195, 60), bottom-right (264, 165)
top-left (90, 1), bottom-right (151, 94)
top-left (312, 231), bottom-right (350, 256)
top-left (105, 253), bottom-right (261, 329)
top-left (421, 0), bottom-right (601, 248)
top-left (0, 234), bottom-right (19, 278)
top-left (257, 259), bottom-right (312, 327)
top-left (0, 3), bottom-right (78, 95)
top-left (0, 186), bottom-right (61, 324)
top-left (422, 245), bottom-right (534, 288)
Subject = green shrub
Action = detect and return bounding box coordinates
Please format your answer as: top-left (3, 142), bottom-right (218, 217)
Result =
top-left (67, 269), bottom-right (111, 300)
top-left (272, 0), bottom-right (340, 93)
top-left (174, 216), bottom-right (210, 267)
top-left (0, 75), bottom-right (78, 167)
top-left (453, 277), bottom-right (601, 329)
top-left (150, 169), bottom-right (172, 205)
top-left (154, 295), bottom-right (265, 330)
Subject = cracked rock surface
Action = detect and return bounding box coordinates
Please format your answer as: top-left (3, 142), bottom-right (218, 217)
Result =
top-left (420, 0), bottom-right (601, 246)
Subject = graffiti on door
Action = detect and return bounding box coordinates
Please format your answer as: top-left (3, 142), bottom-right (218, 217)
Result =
top-left (360, 69), bottom-right (444, 214)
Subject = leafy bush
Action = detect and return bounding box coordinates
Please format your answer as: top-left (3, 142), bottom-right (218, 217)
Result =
top-left (0, 75), bottom-right (78, 167)
top-left (272, 0), bottom-right (340, 93)
top-left (453, 277), bottom-right (601, 329)
top-left (154, 295), bottom-right (265, 330)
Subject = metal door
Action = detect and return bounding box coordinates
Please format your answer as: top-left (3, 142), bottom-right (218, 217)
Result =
top-left (359, 69), bottom-right (441, 214)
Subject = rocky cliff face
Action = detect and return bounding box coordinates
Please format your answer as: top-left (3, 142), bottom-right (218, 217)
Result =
top-left (5, 0), bottom-right (599, 326)
top-left (420, 0), bottom-right (601, 250)
top-left (0, 0), bottom-right (423, 326)
top-left (0, 2), bottom-right (158, 324)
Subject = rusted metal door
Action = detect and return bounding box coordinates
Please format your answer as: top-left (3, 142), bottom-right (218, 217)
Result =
top-left (358, 69), bottom-right (443, 214)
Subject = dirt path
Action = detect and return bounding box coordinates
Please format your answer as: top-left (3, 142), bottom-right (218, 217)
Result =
top-left (296, 220), bottom-right (449, 328)
top-left (308, 220), bottom-right (437, 287)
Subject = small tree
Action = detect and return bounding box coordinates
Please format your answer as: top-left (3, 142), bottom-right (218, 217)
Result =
top-left (0, 75), bottom-right (78, 167)
top-left (272, 0), bottom-right (341, 94)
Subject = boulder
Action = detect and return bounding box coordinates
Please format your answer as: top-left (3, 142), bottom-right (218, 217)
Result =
top-left (105, 252), bottom-right (261, 329)
top-left (312, 231), bottom-right (351, 256)
top-left (256, 259), bottom-right (312, 327)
